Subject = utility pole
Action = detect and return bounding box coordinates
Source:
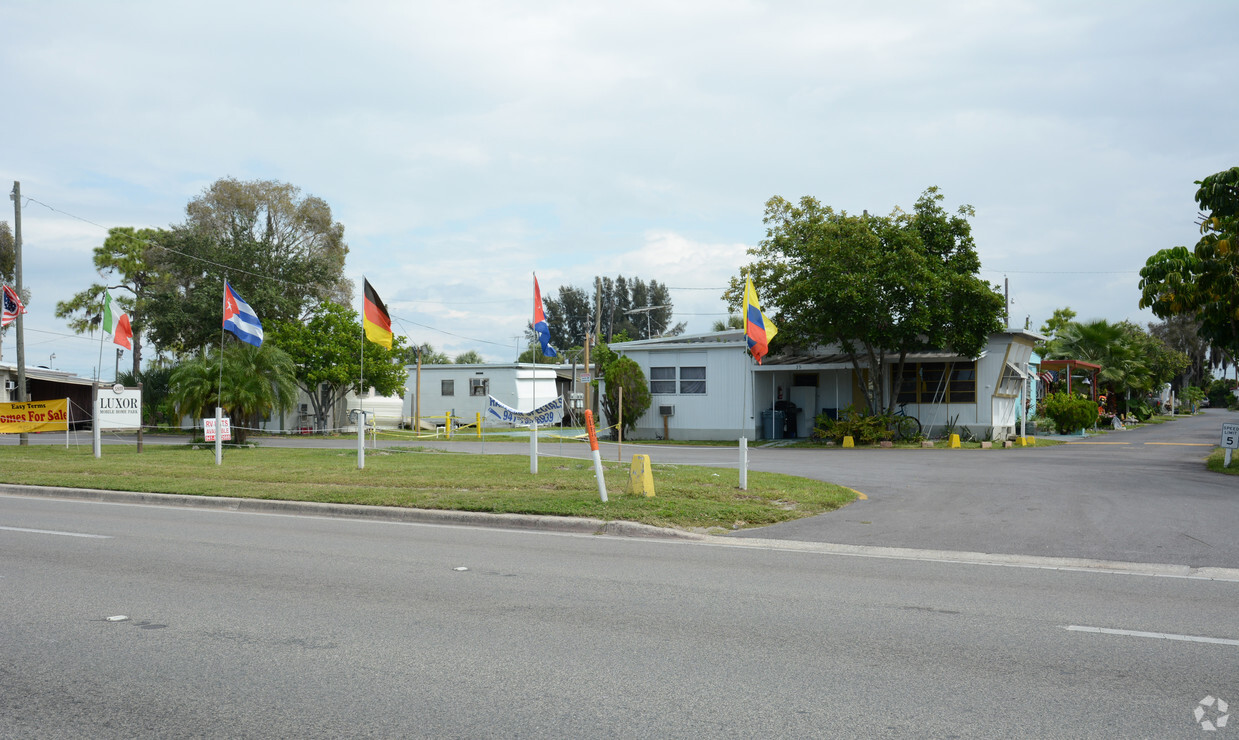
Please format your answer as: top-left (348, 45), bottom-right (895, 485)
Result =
top-left (11, 182), bottom-right (27, 446)
top-left (1004, 276), bottom-right (1010, 328)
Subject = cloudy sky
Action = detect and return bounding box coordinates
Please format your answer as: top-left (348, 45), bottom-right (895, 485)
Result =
top-left (3, 0), bottom-right (1237, 378)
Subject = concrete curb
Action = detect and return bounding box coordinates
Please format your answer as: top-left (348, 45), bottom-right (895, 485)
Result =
top-left (0, 483), bottom-right (705, 541)
top-left (709, 536), bottom-right (1239, 581)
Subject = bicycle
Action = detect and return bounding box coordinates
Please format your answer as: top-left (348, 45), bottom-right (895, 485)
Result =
top-left (887, 403), bottom-right (922, 441)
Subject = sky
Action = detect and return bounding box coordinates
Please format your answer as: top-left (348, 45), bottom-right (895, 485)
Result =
top-left (2, 0), bottom-right (1237, 379)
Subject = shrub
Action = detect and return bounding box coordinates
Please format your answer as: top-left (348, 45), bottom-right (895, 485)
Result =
top-left (1043, 392), bottom-right (1099, 434)
top-left (813, 405), bottom-right (890, 445)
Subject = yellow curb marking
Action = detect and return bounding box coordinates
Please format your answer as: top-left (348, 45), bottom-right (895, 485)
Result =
top-left (847, 488), bottom-right (868, 500)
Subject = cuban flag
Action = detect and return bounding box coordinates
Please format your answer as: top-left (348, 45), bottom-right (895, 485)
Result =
top-left (533, 275), bottom-right (556, 358)
top-left (223, 281), bottom-right (263, 347)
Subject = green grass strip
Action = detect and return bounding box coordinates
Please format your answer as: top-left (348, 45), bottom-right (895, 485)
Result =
top-left (0, 445), bottom-right (856, 532)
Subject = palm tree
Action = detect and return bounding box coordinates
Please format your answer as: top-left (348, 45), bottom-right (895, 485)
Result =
top-left (169, 342), bottom-right (298, 443)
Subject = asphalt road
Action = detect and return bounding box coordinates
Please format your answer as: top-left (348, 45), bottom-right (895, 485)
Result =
top-left (2, 495), bottom-right (1236, 738)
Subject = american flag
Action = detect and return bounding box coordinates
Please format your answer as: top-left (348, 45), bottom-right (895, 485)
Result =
top-left (1, 285), bottom-right (26, 327)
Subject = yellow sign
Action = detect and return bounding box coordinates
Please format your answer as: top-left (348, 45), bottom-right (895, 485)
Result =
top-left (626, 454), bottom-right (655, 497)
top-left (0, 399), bottom-right (70, 433)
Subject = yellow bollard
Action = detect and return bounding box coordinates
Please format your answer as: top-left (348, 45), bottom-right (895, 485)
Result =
top-left (842, 436), bottom-right (855, 448)
top-left (626, 454), bottom-right (655, 497)
top-left (476, 412), bottom-right (482, 438)
top-left (949, 433), bottom-right (961, 448)
top-left (445, 412), bottom-right (452, 440)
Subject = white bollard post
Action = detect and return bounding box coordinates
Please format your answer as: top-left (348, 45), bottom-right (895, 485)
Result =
top-left (739, 436), bottom-right (748, 490)
top-left (214, 406), bottom-right (223, 466)
top-left (530, 420), bottom-right (538, 475)
top-left (357, 411), bottom-right (365, 470)
top-left (92, 391), bottom-right (101, 459)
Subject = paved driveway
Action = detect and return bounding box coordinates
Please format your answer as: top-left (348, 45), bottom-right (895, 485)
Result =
top-left (729, 408), bottom-right (1239, 569)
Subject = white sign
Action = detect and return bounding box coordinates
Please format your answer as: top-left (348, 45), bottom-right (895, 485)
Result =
top-left (204, 417), bottom-right (232, 442)
top-left (579, 373), bottom-right (592, 383)
top-left (97, 387), bottom-right (142, 430)
top-left (1222, 423), bottom-right (1239, 450)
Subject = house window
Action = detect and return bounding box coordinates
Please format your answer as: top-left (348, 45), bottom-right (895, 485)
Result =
top-left (441, 379), bottom-right (455, 396)
top-left (650, 366), bottom-right (676, 394)
top-left (995, 364), bottom-right (1023, 398)
top-left (470, 378), bottom-right (489, 397)
top-left (891, 361), bottom-right (977, 404)
top-left (679, 366), bottom-right (706, 394)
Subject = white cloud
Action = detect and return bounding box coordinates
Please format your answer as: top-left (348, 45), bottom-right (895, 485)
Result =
top-left (2, 0), bottom-right (1237, 375)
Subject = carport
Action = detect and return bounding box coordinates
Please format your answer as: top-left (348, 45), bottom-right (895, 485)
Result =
top-left (1038, 359), bottom-right (1101, 401)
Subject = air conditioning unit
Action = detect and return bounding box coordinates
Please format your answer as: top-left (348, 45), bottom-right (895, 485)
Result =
top-left (4, 380), bottom-right (15, 391)
top-left (659, 405), bottom-right (675, 417)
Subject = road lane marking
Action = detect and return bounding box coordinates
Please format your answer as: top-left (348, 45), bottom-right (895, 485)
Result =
top-left (1144, 442), bottom-right (1213, 446)
top-left (1063, 625), bottom-right (1239, 646)
top-left (0, 525), bottom-right (111, 539)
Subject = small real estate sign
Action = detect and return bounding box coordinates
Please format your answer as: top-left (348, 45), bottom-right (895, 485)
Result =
top-left (203, 417), bottom-right (232, 442)
top-left (0, 399), bottom-right (69, 433)
top-left (97, 385), bottom-right (142, 430)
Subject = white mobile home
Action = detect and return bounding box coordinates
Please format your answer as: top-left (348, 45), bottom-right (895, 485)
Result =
top-left (260, 386), bottom-right (405, 434)
top-left (402, 364), bottom-right (560, 427)
top-left (607, 329), bottom-right (1042, 441)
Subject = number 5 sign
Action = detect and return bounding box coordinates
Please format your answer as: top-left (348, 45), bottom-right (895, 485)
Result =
top-left (1223, 423), bottom-right (1239, 449)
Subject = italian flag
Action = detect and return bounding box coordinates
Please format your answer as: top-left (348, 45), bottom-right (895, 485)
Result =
top-left (103, 292), bottom-right (133, 350)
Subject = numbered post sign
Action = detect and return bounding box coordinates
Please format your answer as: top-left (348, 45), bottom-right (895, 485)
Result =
top-left (1222, 423), bottom-right (1239, 450)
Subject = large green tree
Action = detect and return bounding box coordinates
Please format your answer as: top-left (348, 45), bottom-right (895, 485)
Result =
top-left (730, 188), bottom-right (1005, 414)
top-left (1139, 166), bottom-right (1239, 360)
top-left (267, 301), bottom-right (407, 432)
top-left (54, 226), bottom-right (159, 377)
top-left (145, 178), bottom-right (352, 353)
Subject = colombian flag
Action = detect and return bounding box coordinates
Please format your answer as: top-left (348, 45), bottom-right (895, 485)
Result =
top-left (363, 278), bottom-right (393, 349)
top-left (744, 277), bottom-right (777, 364)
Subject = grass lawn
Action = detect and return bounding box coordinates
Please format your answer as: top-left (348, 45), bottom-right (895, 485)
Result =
top-left (0, 444), bottom-right (857, 532)
top-left (1206, 449), bottom-right (1239, 475)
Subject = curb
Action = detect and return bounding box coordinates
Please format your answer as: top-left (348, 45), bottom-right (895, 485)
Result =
top-left (0, 484), bottom-right (706, 541)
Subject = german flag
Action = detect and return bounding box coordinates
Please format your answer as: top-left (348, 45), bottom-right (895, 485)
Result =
top-left (363, 278), bottom-right (393, 349)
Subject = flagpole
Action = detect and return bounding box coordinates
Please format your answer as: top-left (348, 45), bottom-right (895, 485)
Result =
top-left (216, 277), bottom-right (227, 465)
top-left (93, 288), bottom-right (109, 459)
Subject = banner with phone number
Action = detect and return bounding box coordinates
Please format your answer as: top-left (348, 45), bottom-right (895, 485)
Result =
top-left (486, 395), bottom-right (565, 426)
top-left (0, 399), bottom-right (69, 433)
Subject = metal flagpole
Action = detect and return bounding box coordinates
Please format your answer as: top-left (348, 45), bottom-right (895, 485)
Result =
top-left (93, 288), bottom-right (107, 459)
top-left (216, 277), bottom-right (227, 465)
top-left (358, 278), bottom-right (366, 468)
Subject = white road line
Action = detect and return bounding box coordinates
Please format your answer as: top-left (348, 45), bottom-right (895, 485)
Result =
top-left (0, 525), bottom-right (111, 539)
top-left (1063, 625), bottom-right (1239, 646)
